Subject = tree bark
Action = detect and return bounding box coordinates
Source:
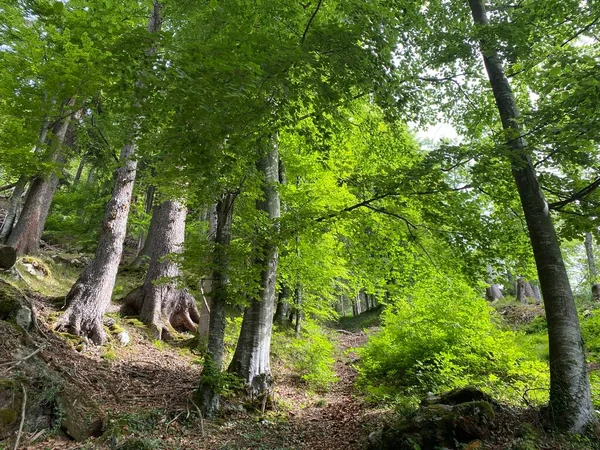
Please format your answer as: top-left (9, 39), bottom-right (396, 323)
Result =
top-left (6, 113), bottom-right (71, 254)
top-left (56, 2), bottom-right (162, 344)
top-left (197, 193), bottom-right (236, 417)
top-left (74, 155), bottom-right (86, 184)
top-left (228, 136), bottom-right (280, 398)
top-left (294, 285), bottom-right (303, 334)
top-left (198, 203), bottom-right (217, 340)
top-left (134, 185), bottom-right (156, 255)
top-left (274, 285), bottom-right (291, 325)
top-left (121, 200), bottom-right (199, 340)
top-left (0, 176), bottom-right (28, 243)
top-left (485, 284), bottom-right (503, 302)
top-left (584, 232), bottom-right (600, 301)
top-left (468, 0), bottom-right (594, 432)
top-left (131, 203), bottom-right (159, 269)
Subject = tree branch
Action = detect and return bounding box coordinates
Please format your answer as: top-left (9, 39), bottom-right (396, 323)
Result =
top-left (301, 0), bottom-right (324, 44)
top-left (548, 176), bottom-right (600, 210)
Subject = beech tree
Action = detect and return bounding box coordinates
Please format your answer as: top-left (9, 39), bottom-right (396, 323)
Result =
top-left (467, 0), bottom-right (593, 432)
top-left (57, 2), bottom-right (162, 344)
top-left (228, 137), bottom-right (281, 397)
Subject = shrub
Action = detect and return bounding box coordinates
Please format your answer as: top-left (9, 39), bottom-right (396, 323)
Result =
top-left (581, 312), bottom-right (600, 358)
top-left (279, 322), bottom-right (338, 392)
top-left (357, 273), bottom-right (549, 406)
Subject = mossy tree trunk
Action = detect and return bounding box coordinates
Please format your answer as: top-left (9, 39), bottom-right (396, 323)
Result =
top-left (197, 192), bottom-right (236, 417)
top-left (7, 111), bottom-right (72, 255)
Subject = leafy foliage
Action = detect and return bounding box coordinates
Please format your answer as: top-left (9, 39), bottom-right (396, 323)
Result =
top-left (358, 272), bottom-right (549, 405)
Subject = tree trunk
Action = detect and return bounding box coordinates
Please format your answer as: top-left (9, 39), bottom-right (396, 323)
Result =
top-left (468, 0), bottom-right (594, 432)
top-left (485, 284), bottom-right (503, 302)
top-left (7, 112), bottom-right (72, 255)
top-left (274, 285), bottom-right (291, 325)
top-left (516, 277), bottom-right (528, 304)
top-left (294, 285), bottom-right (303, 334)
top-left (134, 185), bottom-right (156, 255)
top-left (131, 203), bottom-right (159, 269)
top-left (197, 193), bottom-right (236, 417)
top-left (57, 2), bottom-right (162, 344)
top-left (584, 232), bottom-right (600, 301)
top-left (198, 203), bottom-right (217, 340)
top-left (74, 155), bottom-right (86, 184)
top-left (228, 136), bottom-right (280, 398)
top-left (0, 176), bottom-right (28, 243)
top-left (121, 200), bottom-right (199, 340)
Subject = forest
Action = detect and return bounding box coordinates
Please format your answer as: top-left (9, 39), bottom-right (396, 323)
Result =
top-left (1, 0), bottom-right (600, 449)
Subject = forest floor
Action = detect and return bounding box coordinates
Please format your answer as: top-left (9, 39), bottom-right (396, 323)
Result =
top-left (0, 251), bottom-right (392, 450)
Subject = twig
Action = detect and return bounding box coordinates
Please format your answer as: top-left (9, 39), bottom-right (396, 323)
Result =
top-left (334, 329), bottom-right (356, 335)
top-left (14, 383), bottom-right (27, 450)
top-left (190, 399), bottom-right (205, 437)
top-left (0, 182), bottom-right (17, 192)
top-left (165, 411), bottom-right (183, 434)
top-left (0, 345), bottom-right (45, 368)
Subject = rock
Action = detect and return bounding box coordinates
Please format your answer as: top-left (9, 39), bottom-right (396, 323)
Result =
top-left (117, 330), bottom-right (130, 347)
top-left (15, 306), bottom-right (32, 330)
top-left (370, 387), bottom-right (498, 450)
top-left (56, 382), bottom-right (104, 441)
top-left (0, 246), bottom-right (16, 270)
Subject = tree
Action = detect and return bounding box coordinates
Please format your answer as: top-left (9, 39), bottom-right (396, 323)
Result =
top-left (57, 2), bottom-right (162, 344)
top-left (467, 0), bottom-right (593, 432)
top-left (585, 232), bottom-right (600, 301)
top-left (121, 200), bottom-right (199, 340)
top-left (7, 106), bottom-right (74, 254)
top-left (197, 192), bottom-right (237, 417)
top-left (228, 136), bottom-right (281, 397)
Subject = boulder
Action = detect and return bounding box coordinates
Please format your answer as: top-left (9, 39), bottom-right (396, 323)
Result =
top-left (369, 387), bottom-right (498, 450)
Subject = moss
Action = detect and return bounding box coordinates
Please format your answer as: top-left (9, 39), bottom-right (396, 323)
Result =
top-left (20, 256), bottom-right (51, 277)
top-left (0, 407), bottom-right (17, 426)
top-left (0, 281), bottom-right (23, 320)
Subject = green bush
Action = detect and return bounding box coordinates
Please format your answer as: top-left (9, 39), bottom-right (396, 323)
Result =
top-left (285, 322), bottom-right (339, 392)
top-left (581, 312), bottom-right (600, 358)
top-left (357, 273), bottom-right (549, 406)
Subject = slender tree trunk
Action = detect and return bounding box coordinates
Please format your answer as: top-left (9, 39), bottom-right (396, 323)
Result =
top-left (198, 203), bottom-right (217, 340)
top-left (468, 0), bottom-right (594, 432)
top-left (7, 112), bottom-right (72, 255)
top-left (585, 232), bottom-right (600, 301)
top-left (274, 285), bottom-right (291, 325)
top-left (0, 176), bottom-right (28, 243)
top-left (197, 193), bottom-right (236, 417)
top-left (134, 185), bottom-right (156, 254)
top-left (340, 295), bottom-right (345, 317)
top-left (228, 136), bottom-right (280, 398)
top-left (121, 200), bottom-right (199, 340)
top-left (294, 285), bottom-right (303, 334)
top-left (74, 155), bottom-right (86, 184)
top-left (56, 3), bottom-right (162, 344)
top-left (131, 203), bottom-right (159, 269)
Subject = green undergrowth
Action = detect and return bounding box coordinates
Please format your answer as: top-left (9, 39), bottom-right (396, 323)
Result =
top-left (357, 274), bottom-right (550, 412)
top-left (1, 254), bottom-right (79, 298)
top-left (272, 321), bottom-right (338, 392)
top-left (336, 305), bottom-right (383, 332)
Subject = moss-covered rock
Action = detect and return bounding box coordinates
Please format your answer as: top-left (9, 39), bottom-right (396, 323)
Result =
top-left (370, 387), bottom-right (499, 450)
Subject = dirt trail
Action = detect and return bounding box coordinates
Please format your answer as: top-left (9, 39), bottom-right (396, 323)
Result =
top-left (198, 330), bottom-right (388, 450)
top-left (18, 303), bottom-right (387, 449)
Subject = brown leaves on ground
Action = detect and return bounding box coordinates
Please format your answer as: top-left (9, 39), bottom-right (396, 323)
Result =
top-left (12, 295), bottom-right (390, 450)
